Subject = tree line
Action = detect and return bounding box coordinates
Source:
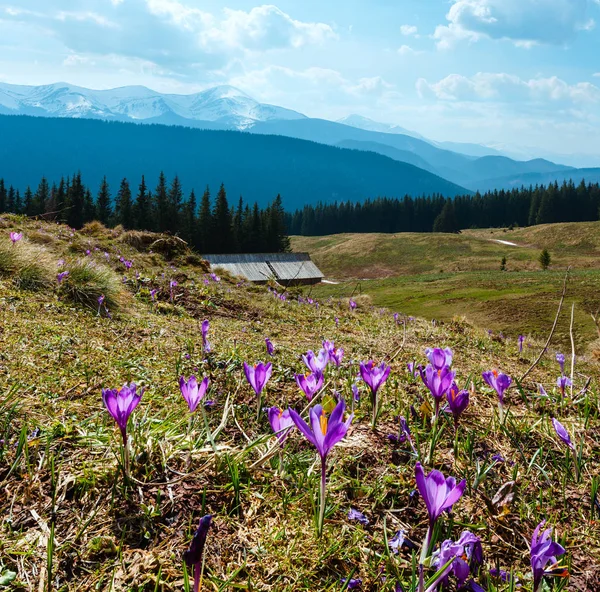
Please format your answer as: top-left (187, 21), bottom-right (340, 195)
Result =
top-left (0, 174), bottom-right (290, 254)
top-left (285, 179), bottom-right (600, 235)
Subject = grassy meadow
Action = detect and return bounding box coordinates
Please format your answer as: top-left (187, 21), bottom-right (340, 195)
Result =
top-left (0, 215), bottom-right (599, 591)
top-left (291, 222), bottom-right (600, 350)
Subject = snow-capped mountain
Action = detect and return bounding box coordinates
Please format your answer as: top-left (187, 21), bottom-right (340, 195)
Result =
top-left (0, 82), bottom-right (306, 129)
top-left (337, 114), bottom-right (427, 140)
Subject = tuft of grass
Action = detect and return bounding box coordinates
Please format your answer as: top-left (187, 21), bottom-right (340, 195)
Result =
top-left (59, 258), bottom-right (126, 314)
top-left (0, 238), bottom-right (56, 290)
top-left (80, 220), bottom-right (110, 237)
top-left (119, 230), bottom-right (158, 251)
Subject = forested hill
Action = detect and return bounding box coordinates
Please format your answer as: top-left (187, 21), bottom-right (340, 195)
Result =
top-left (0, 115), bottom-right (468, 210)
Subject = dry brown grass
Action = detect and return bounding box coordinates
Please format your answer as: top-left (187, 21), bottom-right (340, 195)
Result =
top-left (0, 237), bottom-right (56, 290)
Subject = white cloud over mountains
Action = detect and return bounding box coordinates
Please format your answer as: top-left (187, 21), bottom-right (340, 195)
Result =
top-left (417, 72), bottom-right (600, 104)
top-left (434, 0), bottom-right (595, 49)
top-left (1, 1), bottom-right (337, 75)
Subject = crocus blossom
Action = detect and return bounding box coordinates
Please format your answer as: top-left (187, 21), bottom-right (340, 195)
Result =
top-left (102, 383), bottom-right (144, 443)
top-left (179, 375), bottom-right (210, 413)
top-left (388, 529), bottom-right (418, 554)
top-left (323, 340), bottom-right (344, 366)
top-left (351, 383), bottom-right (360, 402)
top-left (340, 578), bottom-right (362, 589)
top-left (184, 515), bottom-right (212, 592)
top-left (518, 335), bottom-right (525, 353)
top-left (359, 361), bottom-right (391, 427)
top-left (303, 349), bottom-right (329, 373)
top-left (482, 370), bottom-right (512, 405)
top-left (289, 399), bottom-right (353, 535)
top-left (244, 362), bottom-right (273, 396)
top-left (556, 353), bottom-right (565, 374)
top-left (348, 508), bottom-right (369, 525)
top-left (419, 364), bottom-right (456, 420)
top-left (349, 299), bottom-right (357, 310)
top-left (425, 347), bottom-right (453, 369)
top-left (295, 372), bottom-right (324, 401)
top-left (268, 407), bottom-right (295, 446)
top-left (530, 521), bottom-right (567, 592)
top-left (10, 231), bottom-right (22, 244)
top-left (556, 375), bottom-right (572, 397)
top-left (432, 531), bottom-right (483, 589)
top-left (57, 271), bottom-right (69, 284)
top-left (201, 319), bottom-right (211, 353)
top-left (150, 289), bottom-right (157, 301)
top-left (552, 418), bottom-right (575, 451)
top-left (415, 462), bottom-right (466, 527)
top-left (446, 382), bottom-right (469, 427)
top-left (265, 337), bottom-right (275, 356)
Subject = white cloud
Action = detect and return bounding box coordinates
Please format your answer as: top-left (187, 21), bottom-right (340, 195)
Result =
top-left (434, 0), bottom-right (595, 49)
top-left (346, 76), bottom-right (394, 96)
top-left (202, 5), bottom-right (337, 51)
top-left (417, 72), bottom-right (600, 104)
top-left (56, 11), bottom-right (119, 28)
top-left (594, 73), bottom-right (600, 77)
top-left (400, 25), bottom-right (418, 36)
top-left (398, 44), bottom-right (420, 56)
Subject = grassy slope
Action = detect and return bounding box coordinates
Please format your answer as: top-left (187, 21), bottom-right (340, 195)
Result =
top-left (291, 222), bottom-right (600, 348)
top-left (1, 216), bottom-right (599, 591)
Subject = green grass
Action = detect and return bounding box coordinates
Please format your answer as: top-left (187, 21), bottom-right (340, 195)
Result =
top-left (0, 216), bottom-right (599, 591)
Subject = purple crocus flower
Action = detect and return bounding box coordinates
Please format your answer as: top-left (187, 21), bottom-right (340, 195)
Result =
top-left (552, 418), bottom-right (575, 451)
top-left (244, 362), bottom-right (273, 396)
top-left (179, 375), bottom-right (210, 413)
top-left (351, 383), bottom-right (360, 402)
top-left (265, 337), bottom-right (275, 356)
top-left (518, 334), bottom-right (525, 353)
top-left (268, 407), bottom-right (295, 446)
top-left (419, 364), bottom-right (456, 419)
top-left (10, 231), bottom-right (22, 244)
top-left (85, 249), bottom-right (91, 256)
top-left (295, 371), bottom-right (324, 401)
top-left (104, 252), bottom-right (110, 260)
top-left (340, 578), bottom-right (362, 589)
top-left (150, 288), bottom-right (157, 301)
top-left (407, 362), bottom-right (419, 378)
top-left (482, 370), bottom-right (512, 411)
top-left (57, 259), bottom-right (65, 267)
top-left (348, 508), bottom-right (369, 525)
top-left (57, 271), bottom-right (69, 284)
top-left (539, 383), bottom-right (548, 397)
top-left (425, 347), bottom-right (453, 369)
top-left (389, 529), bottom-right (418, 554)
top-left (102, 383), bottom-right (144, 444)
top-left (184, 515), bottom-right (212, 592)
top-left (349, 299), bottom-right (357, 310)
top-left (446, 382), bottom-right (469, 427)
top-left (335, 317), bottom-right (339, 327)
top-left (303, 349), bottom-right (329, 373)
top-left (432, 531), bottom-right (483, 589)
top-left (124, 260), bottom-right (132, 269)
top-left (530, 521), bottom-right (567, 592)
top-left (210, 272), bottom-right (220, 282)
top-left (359, 360), bottom-right (391, 427)
top-left (289, 399), bottom-right (353, 536)
top-left (323, 340), bottom-right (344, 366)
top-left (393, 312), bottom-right (400, 324)
top-left (415, 462), bottom-right (466, 527)
top-left (201, 319), bottom-right (211, 353)
top-left (556, 353), bottom-right (565, 374)
top-left (97, 294), bottom-right (105, 316)
top-left (556, 375), bottom-right (572, 398)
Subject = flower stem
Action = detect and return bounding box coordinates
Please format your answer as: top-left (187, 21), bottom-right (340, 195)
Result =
top-left (122, 432), bottom-right (130, 482)
top-left (418, 524), bottom-right (432, 592)
top-left (318, 456), bottom-right (327, 537)
top-left (200, 404), bottom-right (217, 454)
top-left (371, 391), bottom-right (377, 429)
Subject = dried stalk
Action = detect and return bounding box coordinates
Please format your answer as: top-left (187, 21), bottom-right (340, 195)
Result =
top-left (569, 302), bottom-right (575, 398)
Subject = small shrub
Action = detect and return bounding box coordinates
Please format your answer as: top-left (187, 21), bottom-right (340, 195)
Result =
top-left (60, 258), bottom-right (125, 314)
top-left (0, 238), bottom-right (55, 290)
top-left (500, 256), bottom-right (507, 271)
top-left (119, 230), bottom-right (157, 251)
top-left (539, 249), bottom-right (551, 270)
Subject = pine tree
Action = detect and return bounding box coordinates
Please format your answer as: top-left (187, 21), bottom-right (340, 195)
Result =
top-left (96, 176), bottom-right (113, 226)
top-left (134, 175), bottom-right (153, 231)
top-left (45, 183), bottom-right (57, 218)
top-left (83, 188), bottom-right (96, 224)
top-left (432, 200), bottom-right (459, 233)
top-left (14, 189), bottom-right (22, 215)
top-left (154, 172), bottom-right (169, 232)
top-left (6, 186), bottom-right (16, 213)
top-left (181, 189), bottom-right (197, 245)
top-left (265, 194), bottom-right (290, 252)
top-left (33, 177), bottom-right (50, 216)
top-left (233, 196), bottom-right (244, 252)
top-left (167, 175), bottom-right (183, 233)
top-left (55, 178), bottom-right (66, 222)
top-left (539, 249), bottom-right (551, 270)
top-left (0, 179), bottom-right (6, 213)
top-left (67, 174), bottom-right (85, 229)
top-left (115, 178), bottom-right (134, 229)
top-left (212, 184), bottom-right (233, 253)
top-left (197, 187), bottom-right (212, 253)
top-left (23, 186), bottom-right (34, 217)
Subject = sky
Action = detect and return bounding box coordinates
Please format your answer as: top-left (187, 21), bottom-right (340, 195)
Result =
top-left (1, 0), bottom-right (600, 158)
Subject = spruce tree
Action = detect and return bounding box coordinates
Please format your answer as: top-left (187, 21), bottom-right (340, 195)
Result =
top-left (14, 189), bottom-right (22, 215)
top-left (134, 175), bottom-right (153, 231)
top-left (55, 178), bottom-right (66, 222)
top-left (212, 184), bottom-right (233, 253)
top-left (33, 177), bottom-right (50, 216)
top-left (539, 249), bottom-right (551, 270)
top-left (181, 189), bottom-right (197, 245)
top-left (0, 180), bottom-right (6, 213)
top-left (23, 186), bottom-right (34, 217)
top-left (6, 186), bottom-right (16, 213)
top-left (233, 196), bottom-right (244, 252)
top-left (154, 172), bottom-right (169, 232)
top-left (45, 183), bottom-right (57, 218)
top-left (115, 178), bottom-right (134, 229)
top-left (67, 174), bottom-right (85, 229)
top-left (432, 200), bottom-right (459, 233)
top-left (167, 175), bottom-right (183, 233)
top-left (266, 194), bottom-right (290, 252)
top-left (96, 176), bottom-right (113, 226)
top-left (83, 188), bottom-right (96, 224)
top-left (197, 187), bottom-right (212, 253)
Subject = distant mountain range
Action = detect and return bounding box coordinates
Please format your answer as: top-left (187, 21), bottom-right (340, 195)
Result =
top-left (0, 81), bottom-right (598, 203)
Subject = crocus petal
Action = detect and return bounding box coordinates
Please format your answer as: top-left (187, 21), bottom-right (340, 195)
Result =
top-left (288, 408), bottom-right (318, 449)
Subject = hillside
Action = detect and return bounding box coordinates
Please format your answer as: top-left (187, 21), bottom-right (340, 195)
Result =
top-left (0, 115), bottom-right (468, 209)
top-left (1, 214), bottom-right (599, 591)
top-left (291, 222), bottom-right (600, 347)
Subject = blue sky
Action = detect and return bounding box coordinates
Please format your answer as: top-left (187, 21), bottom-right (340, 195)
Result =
top-left (1, 0), bottom-right (599, 157)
